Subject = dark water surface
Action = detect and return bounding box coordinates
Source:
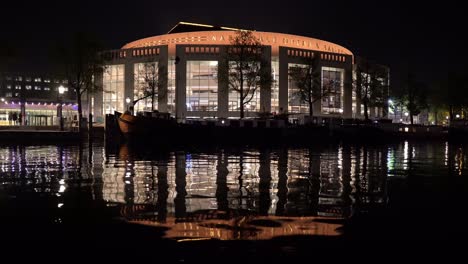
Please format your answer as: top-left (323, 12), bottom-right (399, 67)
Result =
top-left (1, 140), bottom-right (467, 260)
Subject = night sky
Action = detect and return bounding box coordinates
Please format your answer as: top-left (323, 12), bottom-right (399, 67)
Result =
top-left (1, 0), bottom-right (455, 90)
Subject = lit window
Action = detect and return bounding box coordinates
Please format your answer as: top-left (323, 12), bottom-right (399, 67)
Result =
top-left (25, 77), bottom-right (32, 82)
top-left (6, 92), bottom-right (12, 97)
top-left (34, 77), bottom-right (41, 82)
top-left (15, 76), bottom-right (22, 81)
top-left (54, 79), bottom-right (60, 83)
top-left (15, 85), bottom-right (21, 90)
top-left (44, 87), bottom-right (50, 91)
top-left (5, 76), bottom-right (12, 81)
top-left (34, 86), bottom-right (41, 90)
top-left (6, 85), bottom-right (11, 89)
top-left (14, 92), bottom-right (19, 97)
top-left (26, 85), bottom-right (32, 90)
top-left (44, 79), bottom-right (51, 83)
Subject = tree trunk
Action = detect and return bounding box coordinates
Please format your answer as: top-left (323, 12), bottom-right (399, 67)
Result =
top-left (77, 90), bottom-right (83, 132)
top-left (410, 114), bottom-right (414, 125)
top-left (240, 72), bottom-right (244, 119)
top-left (434, 110), bottom-right (438, 125)
top-left (363, 101), bottom-right (369, 121)
top-left (151, 85), bottom-right (155, 112)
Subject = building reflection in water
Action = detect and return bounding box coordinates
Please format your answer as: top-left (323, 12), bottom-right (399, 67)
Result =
top-left (0, 141), bottom-right (466, 240)
top-left (102, 144), bottom-right (393, 240)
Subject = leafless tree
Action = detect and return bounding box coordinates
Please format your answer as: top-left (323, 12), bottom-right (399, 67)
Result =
top-left (220, 31), bottom-right (272, 118)
top-left (288, 56), bottom-right (324, 117)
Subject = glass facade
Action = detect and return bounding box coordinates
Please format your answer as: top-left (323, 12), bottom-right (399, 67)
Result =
top-left (321, 67), bottom-right (344, 114)
top-left (288, 63), bottom-right (309, 114)
top-left (228, 62), bottom-right (261, 113)
top-left (271, 58), bottom-right (279, 113)
top-left (168, 59), bottom-right (176, 115)
top-left (134, 62), bottom-right (158, 113)
top-left (186, 61), bottom-right (218, 112)
top-left (103, 64), bottom-right (125, 115)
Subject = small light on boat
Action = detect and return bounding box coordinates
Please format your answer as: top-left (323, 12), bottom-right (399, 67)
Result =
top-left (446, 116), bottom-right (449, 120)
top-left (58, 203), bottom-right (64, 208)
top-left (221, 120), bottom-right (225, 124)
top-left (456, 114), bottom-right (460, 118)
top-left (404, 127), bottom-right (409, 132)
top-left (404, 112), bottom-right (409, 117)
top-left (338, 109), bottom-right (343, 113)
top-left (399, 119), bottom-right (403, 122)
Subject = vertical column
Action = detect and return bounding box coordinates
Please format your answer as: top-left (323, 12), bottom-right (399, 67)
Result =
top-left (217, 46), bottom-right (229, 118)
top-left (94, 71), bottom-right (104, 123)
top-left (278, 47), bottom-right (289, 114)
top-left (20, 102), bottom-right (26, 126)
top-left (124, 62), bottom-right (134, 113)
top-left (260, 46), bottom-right (272, 113)
top-left (343, 64), bottom-right (353, 119)
top-left (175, 46), bottom-right (187, 122)
top-left (314, 57), bottom-right (322, 116)
top-left (158, 46), bottom-right (169, 112)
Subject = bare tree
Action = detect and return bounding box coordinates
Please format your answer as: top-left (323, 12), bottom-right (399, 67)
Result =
top-left (288, 56), bottom-right (323, 117)
top-left (56, 32), bottom-right (103, 131)
top-left (220, 31), bottom-right (272, 118)
top-left (133, 61), bottom-right (163, 113)
top-left (356, 62), bottom-right (388, 121)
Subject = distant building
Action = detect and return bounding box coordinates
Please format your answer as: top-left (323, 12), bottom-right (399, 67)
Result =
top-left (0, 73), bottom-right (77, 126)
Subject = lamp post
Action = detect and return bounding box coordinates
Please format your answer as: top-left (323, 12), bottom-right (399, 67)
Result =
top-left (58, 85), bottom-right (65, 131)
top-left (125, 97), bottom-right (131, 113)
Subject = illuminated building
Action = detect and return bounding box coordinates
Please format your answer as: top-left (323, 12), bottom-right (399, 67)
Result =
top-left (0, 73), bottom-right (78, 126)
top-left (96, 22), bottom-right (389, 122)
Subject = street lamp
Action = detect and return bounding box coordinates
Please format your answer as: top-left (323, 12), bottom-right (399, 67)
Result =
top-left (125, 97), bottom-right (131, 113)
top-left (1, 98), bottom-right (4, 102)
top-left (58, 85), bottom-right (65, 131)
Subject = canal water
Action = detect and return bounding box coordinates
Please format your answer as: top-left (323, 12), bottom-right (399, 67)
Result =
top-left (0, 141), bottom-right (466, 259)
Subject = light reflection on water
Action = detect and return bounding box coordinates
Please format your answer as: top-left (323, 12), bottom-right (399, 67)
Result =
top-left (0, 141), bottom-right (466, 240)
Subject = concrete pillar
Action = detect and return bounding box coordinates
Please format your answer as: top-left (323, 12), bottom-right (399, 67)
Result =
top-left (94, 72), bottom-right (104, 123)
top-left (20, 101), bottom-right (26, 126)
top-left (124, 62), bottom-right (134, 113)
top-left (175, 46), bottom-right (187, 122)
top-left (158, 46), bottom-right (169, 112)
top-left (260, 46), bottom-right (272, 113)
top-left (314, 60), bottom-right (322, 116)
top-left (278, 47), bottom-right (288, 114)
top-left (343, 67), bottom-right (353, 118)
top-left (217, 47), bottom-right (229, 119)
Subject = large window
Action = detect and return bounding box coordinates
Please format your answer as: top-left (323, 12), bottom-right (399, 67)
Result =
top-left (186, 61), bottom-right (218, 112)
top-left (288, 63), bottom-right (309, 114)
top-left (322, 67), bottom-right (344, 114)
top-left (271, 58), bottom-right (279, 113)
top-left (228, 62), bottom-right (261, 113)
top-left (103, 64), bottom-right (125, 115)
top-left (168, 59), bottom-right (176, 115)
top-left (134, 62), bottom-right (158, 113)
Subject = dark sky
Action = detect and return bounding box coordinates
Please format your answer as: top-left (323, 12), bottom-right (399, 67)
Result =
top-left (1, 0), bottom-right (454, 90)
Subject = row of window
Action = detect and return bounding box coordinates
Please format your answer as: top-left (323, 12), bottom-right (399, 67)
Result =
top-left (103, 62), bottom-right (345, 115)
top-left (4, 77), bottom-right (68, 83)
top-left (5, 85), bottom-right (67, 92)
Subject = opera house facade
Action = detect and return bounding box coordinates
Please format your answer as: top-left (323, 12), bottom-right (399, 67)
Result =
top-left (96, 22), bottom-right (389, 123)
